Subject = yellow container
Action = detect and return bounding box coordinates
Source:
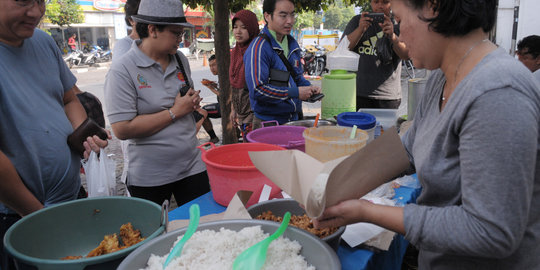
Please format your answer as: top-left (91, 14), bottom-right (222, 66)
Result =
top-left (302, 126), bottom-right (368, 162)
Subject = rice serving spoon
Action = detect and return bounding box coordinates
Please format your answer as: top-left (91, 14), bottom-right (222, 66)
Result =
top-left (163, 203), bottom-right (200, 269)
top-left (232, 211), bottom-right (291, 270)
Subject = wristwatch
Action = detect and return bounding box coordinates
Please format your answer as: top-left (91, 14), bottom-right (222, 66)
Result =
top-left (167, 109), bottom-right (176, 122)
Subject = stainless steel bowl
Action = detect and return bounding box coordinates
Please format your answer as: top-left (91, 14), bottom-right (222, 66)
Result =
top-left (247, 199), bottom-right (345, 251)
top-left (283, 119), bottom-right (336, 127)
top-left (118, 219), bottom-right (340, 269)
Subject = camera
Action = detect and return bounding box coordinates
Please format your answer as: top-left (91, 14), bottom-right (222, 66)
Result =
top-left (366, 13), bottom-right (385, 24)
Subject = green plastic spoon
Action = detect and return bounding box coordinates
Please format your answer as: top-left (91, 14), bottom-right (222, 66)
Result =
top-left (163, 204), bottom-right (200, 269)
top-left (232, 212), bottom-right (291, 270)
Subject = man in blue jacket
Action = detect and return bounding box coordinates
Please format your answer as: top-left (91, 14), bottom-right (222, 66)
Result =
top-left (244, 0), bottom-right (321, 128)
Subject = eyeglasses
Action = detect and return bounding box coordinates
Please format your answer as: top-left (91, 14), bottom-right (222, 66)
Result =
top-left (168, 29), bottom-right (185, 41)
top-left (13, 0), bottom-right (50, 7)
top-left (275, 12), bottom-right (297, 20)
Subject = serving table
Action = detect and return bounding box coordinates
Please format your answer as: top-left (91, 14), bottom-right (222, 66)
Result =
top-left (168, 182), bottom-right (421, 270)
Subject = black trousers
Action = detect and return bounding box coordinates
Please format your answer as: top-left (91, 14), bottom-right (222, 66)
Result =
top-left (1, 214), bottom-right (21, 270)
top-left (356, 96), bottom-right (401, 111)
top-left (127, 171), bottom-right (210, 207)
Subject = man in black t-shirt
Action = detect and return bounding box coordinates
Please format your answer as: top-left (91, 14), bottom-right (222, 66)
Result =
top-left (343, 0), bottom-right (409, 110)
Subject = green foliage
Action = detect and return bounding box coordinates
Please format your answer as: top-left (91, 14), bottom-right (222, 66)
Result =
top-left (323, 7), bottom-right (343, 30)
top-left (294, 0), bottom-right (369, 31)
top-left (296, 11), bottom-right (315, 30)
top-left (45, 0), bottom-right (84, 27)
top-left (183, 0), bottom-right (251, 13)
top-left (294, 0), bottom-right (370, 12)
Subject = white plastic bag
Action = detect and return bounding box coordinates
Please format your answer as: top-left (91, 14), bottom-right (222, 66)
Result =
top-left (326, 37), bottom-right (361, 71)
top-left (82, 149), bottom-right (116, 197)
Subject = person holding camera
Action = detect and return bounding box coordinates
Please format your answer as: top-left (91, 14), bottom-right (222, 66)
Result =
top-left (104, 0), bottom-right (209, 206)
top-left (244, 0), bottom-right (321, 128)
top-left (343, 0), bottom-right (408, 110)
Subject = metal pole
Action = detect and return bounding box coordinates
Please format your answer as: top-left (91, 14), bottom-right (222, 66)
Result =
top-left (510, 0), bottom-right (520, 56)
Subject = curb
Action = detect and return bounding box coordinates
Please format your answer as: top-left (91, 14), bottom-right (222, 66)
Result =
top-left (70, 62), bottom-right (111, 73)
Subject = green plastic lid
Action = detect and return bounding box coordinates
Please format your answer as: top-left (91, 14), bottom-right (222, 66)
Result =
top-left (324, 69), bottom-right (356, 80)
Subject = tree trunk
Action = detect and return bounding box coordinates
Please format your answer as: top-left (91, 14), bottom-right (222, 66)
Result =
top-left (214, 0), bottom-right (236, 144)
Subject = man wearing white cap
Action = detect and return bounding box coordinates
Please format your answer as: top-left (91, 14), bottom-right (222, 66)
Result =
top-left (104, 0), bottom-right (210, 206)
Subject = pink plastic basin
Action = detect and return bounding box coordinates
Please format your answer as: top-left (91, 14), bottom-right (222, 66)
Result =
top-left (198, 142), bottom-right (285, 207)
top-left (246, 125), bottom-right (307, 152)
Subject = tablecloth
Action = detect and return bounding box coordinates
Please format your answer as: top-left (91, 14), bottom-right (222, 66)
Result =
top-left (168, 183), bottom-right (421, 270)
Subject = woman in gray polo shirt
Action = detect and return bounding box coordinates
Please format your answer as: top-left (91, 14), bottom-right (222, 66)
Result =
top-left (104, 0), bottom-right (209, 206)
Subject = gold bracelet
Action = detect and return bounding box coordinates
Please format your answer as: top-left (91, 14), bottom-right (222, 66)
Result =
top-left (167, 109), bottom-right (176, 122)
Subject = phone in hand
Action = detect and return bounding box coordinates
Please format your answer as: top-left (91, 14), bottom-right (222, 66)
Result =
top-left (306, 93), bottom-right (325, 103)
top-left (179, 84), bottom-right (190, 96)
top-left (366, 12), bottom-right (385, 24)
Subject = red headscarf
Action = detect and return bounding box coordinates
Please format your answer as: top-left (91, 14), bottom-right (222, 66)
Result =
top-left (229, 10), bottom-right (260, 89)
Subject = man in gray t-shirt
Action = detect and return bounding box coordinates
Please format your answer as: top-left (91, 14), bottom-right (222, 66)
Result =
top-left (0, 2), bottom-right (108, 268)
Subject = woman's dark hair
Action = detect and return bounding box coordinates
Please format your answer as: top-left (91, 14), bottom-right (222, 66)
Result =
top-left (517, 35), bottom-right (540, 58)
top-left (124, 0), bottom-right (141, 26)
top-left (262, 0), bottom-right (294, 23)
top-left (135, 23), bottom-right (167, 39)
top-left (405, 0), bottom-right (497, 37)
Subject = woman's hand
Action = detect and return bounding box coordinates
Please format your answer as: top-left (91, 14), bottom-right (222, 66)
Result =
top-left (171, 88), bottom-right (202, 117)
top-left (313, 199), bottom-right (374, 229)
top-left (83, 130), bottom-right (112, 159)
top-left (230, 108), bottom-right (238, 127)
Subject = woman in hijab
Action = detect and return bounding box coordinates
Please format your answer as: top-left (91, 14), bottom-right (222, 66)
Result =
top-left (229, 10), bottom-right (259, 140)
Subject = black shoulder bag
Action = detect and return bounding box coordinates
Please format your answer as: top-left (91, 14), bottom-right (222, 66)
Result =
top-left (174, 53), bottom-right (204, 120)
top-left (259, 33), bottom-right (299, 87)
top-left (174, 53), bottom-right (191, 96)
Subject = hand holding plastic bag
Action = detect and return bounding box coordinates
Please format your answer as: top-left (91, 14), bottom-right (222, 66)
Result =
top-left (82, 149), bottom-right (116, 197)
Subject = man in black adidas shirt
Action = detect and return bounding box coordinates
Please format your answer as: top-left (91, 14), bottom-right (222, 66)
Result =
top-left (343, 0), bottom-right (409, 110)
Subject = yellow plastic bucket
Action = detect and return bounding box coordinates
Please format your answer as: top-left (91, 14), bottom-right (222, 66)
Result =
top-left (302, 126), bottom-right (368, 162)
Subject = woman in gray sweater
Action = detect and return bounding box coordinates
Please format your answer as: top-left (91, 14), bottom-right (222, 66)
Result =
top-left (314, 0), bottom-right (540, 269)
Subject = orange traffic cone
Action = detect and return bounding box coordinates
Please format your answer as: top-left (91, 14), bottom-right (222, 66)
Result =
top-left (203, 54), bottom-right (207, 67)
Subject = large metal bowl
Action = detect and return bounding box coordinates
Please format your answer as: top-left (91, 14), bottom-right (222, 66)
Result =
top-left (4, 197), bottom-right (166, 270)
top-left (118, 219), bottom-right (340, 269)
top-left (247, 199), bottom-right (345, 251)
top-left (284, 119), bottom-right (336, 127)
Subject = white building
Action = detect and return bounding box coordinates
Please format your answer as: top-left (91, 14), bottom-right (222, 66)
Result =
top-left (495, 0), bottom-right (540, 54)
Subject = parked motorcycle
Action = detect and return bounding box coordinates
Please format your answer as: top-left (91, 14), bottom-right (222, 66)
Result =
top-left (63, 49), bottom-right (98, 68)
top-left (92, 45), bottom-right (112, 63)
top-left (301, 45), bottom-right (327, 76)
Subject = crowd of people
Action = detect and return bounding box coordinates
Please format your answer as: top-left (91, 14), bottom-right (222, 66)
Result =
top-left (1, 0), bottom-right (540, 269)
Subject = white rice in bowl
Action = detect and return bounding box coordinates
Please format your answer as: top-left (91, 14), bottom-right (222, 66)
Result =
top-left (142, 225), bottom-right (316, 270)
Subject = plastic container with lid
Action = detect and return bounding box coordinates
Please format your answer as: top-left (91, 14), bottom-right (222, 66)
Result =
top-left (357, 108), bottom-right (398, 138)
top-left (302, 126), bottom-right (368, 162)
top-left (321, 70), bottom-right (356, 119)
top-left (336, 112), bottom-right (376, 143)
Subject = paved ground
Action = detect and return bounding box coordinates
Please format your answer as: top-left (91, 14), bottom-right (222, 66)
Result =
top-left (74, 57), bottom-right (425, 209)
